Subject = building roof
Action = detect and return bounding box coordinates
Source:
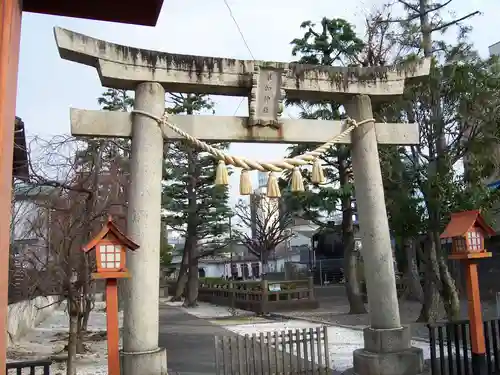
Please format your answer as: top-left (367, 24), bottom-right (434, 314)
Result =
top-left (13, 117), bottom-right (29, 181)
top-left (13, 183), bottom-right (58, 201)
top-left (23, 1), bottom-right (164, 26)
top-left (489, 41), bottom-right (500, 56)
top-left (440, 210), bottom-right (496, 238)
top-left (82, 216), bottom-right (139, 252)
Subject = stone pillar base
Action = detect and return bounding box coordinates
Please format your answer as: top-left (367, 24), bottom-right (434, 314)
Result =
top-left (353, 326), bottom-right (424, 375)
top-left (121, 347), bottom-right (168, 375)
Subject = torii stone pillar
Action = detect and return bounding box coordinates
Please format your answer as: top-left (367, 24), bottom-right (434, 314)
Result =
top-left (54, 26), bottom-right (430, 375)
top-left (348, 95), bottom-right (424, 375)
top-left (121, 81), bottom-right (167, 375)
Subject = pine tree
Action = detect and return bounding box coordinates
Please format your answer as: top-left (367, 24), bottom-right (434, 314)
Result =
top-left (284, 18), bottom-right (367, 314)
top-left (95, 88), bottom-right (133, 312)
top-left (162, 93), bottom-right (232, 307)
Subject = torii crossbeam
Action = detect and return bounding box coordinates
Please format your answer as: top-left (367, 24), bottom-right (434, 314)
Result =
top-left (54, 27), bottom-right (430, 375)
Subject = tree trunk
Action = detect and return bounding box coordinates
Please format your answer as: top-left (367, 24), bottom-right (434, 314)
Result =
top-left (338, 147), bottom-right (366, 314)
top-left (430, 226), bottom-right (460, 321)
top-left (417, 237), bottom-right (441, 322)
top-left (181, 142), bottom-right (199, 306)
top-left (261, 250), bottom-right (269, 280)
top-left (66, 298), bottom-right (79, 375)
top-left (403, 237), bottom-right (424, 303)
top-left (171, 249), bottom-right (189, 301)
top-left (184, 256), bottom-right (199, 307)
top-left (417, 269), bottom-right (441, 322)
top-left (76, 314), bottom-right (86, 354)
top-left (81, 280), bottom-right (95, 331)
top-left (343, 244), bottom-right (367, 314)
top-left (438, 250), bottom-right (460, 321)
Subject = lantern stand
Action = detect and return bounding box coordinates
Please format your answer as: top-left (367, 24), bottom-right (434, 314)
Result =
top-left (440, 210), bottom-right (495, 375)
top-left (82, 216), bottom-right (139, 375)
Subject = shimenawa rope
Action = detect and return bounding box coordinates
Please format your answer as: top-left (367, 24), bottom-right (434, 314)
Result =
top-left (132, 110), bottom-right (374, 198)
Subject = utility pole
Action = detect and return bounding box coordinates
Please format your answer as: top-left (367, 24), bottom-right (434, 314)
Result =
top-left (229, 215), bottom-right (233, 278)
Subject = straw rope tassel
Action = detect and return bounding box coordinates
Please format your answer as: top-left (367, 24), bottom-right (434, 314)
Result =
top-left (311, 159), bottom-right (325, 184)
top-left (215, 160), bottom-right (229, 185)
top-left (291, 167), bottom-right (305, 192)
top-left (266, 172), bottom-right (281, 198)
top-left (132, 110), bottom-right (375, 197)
top-left (239, 169), bottom-right (252, 195)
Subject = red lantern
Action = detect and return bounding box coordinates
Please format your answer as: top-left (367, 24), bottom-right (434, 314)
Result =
top-left (441, 210), bottom-right (495, 374)
top-left (82, 216), bottom-right (138, 279)
top-left (440, 210), bottom-right (495, 259)
top-left (82, 216), bottom-right (139, 375)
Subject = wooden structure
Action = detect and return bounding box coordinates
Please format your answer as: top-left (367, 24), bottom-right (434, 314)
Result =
top-left (82, 217), bottom-right (139, 375)
top-left (214, 326), bottom-right (330, 375)
top-left (23, 0), bottom-right (163, 26)
top-left (6, 359), bottom-right (52, 375)
top-left (441, 210), bottom-right (495, 258)
top-left (441, 210), bottom-right (496, 375)
top-left (0, 2), bottom-right (164, 372)
top-left (13, 117), bottom-right (28, 181)
top-left (196, 278), bottom-right (318, 314)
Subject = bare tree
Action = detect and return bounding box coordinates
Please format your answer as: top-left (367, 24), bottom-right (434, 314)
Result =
top-left (233, 195), bottom-right (295, 278)
top-left (19, 135), bottom-right (127, 375)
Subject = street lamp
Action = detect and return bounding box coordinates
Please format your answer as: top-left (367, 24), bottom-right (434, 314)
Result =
top-left (228, 215), bottom-right (234, 279)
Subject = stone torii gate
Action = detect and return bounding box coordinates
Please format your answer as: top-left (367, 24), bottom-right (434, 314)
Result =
top-left (54, 27), bottom-right (430, 375)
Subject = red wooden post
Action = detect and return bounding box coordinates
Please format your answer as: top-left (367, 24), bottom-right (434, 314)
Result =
top-left (465, 261), bottom-right (486, 360)
top-left (442, 210), bottom-right (494, 375)
top-left (82, 217), bottom-right (139, 375)
top-left (106, 279), bottom-right (120, 375)
top-left (0, 4), bottom-right (162, 373)
top-left (0, 2), bottom-right (23, 373)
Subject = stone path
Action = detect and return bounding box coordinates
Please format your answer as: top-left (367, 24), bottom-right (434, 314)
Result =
top-left (279, 286), bottom-right (499, 341)
top-left (158, 303), bottom-right (237, 375)
top-left (164, 301), bottom-right (439, 374)
top-left (159, 302), bottom-right (328, 375)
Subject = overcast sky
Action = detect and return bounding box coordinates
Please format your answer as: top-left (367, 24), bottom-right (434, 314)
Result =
top-left (17, 0), bottom-right (500, 207)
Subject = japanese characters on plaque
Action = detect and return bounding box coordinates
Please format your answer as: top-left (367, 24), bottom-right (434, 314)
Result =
top-left (248, 65), bottom-right (285, 127)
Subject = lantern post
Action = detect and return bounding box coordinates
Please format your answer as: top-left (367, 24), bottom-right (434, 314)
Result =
top-left (82, 216), bottom-right (139, 375)
top-left (440, 210), bottom-right (495, 375)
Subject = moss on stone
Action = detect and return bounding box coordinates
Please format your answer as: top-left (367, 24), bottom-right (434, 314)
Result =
top-left (288, 59), bottom-right (425, 90)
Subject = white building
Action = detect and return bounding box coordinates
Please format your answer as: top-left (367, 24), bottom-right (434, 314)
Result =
top-left (10, 184), bottom-right (57, 269)
top-left (489, 41), bottom-right (500, 57)
top-left (169, 247), bottom-right (305, 280)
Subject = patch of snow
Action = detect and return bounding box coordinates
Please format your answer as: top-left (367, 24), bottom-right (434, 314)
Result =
top-left (7, 302), bottom-right (122, 375)
top-left (178, 302), bottom-right (441, 373)
top-left (163, 300), bottom-right (252, 319)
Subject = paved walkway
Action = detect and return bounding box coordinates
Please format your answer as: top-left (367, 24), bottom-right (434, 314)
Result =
top-left (159, 304), bottom-right (237, 375)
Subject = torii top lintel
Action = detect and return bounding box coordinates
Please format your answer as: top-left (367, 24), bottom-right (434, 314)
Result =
top-left (54, 27), bottom-right (430, 101)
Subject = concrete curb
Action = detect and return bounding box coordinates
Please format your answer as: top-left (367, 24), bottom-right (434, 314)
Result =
top-left (267, 313), bottom-right (430, 344)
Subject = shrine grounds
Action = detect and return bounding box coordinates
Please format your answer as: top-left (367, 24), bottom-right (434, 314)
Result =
top-left (8, 285), bottom-right (497, 374)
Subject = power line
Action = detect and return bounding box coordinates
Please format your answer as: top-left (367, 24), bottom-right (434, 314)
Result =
top-left (223, 0), bottom-right (256, 60)
top-left (222, 0), bottom-right (255, 115)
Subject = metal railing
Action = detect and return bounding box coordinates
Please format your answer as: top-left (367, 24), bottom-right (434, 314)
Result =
top-left (427, 319), bottom-right (500, 375)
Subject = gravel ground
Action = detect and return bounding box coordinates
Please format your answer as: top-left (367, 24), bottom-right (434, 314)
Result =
top-left (274, 289), bottom-right (499, 340)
